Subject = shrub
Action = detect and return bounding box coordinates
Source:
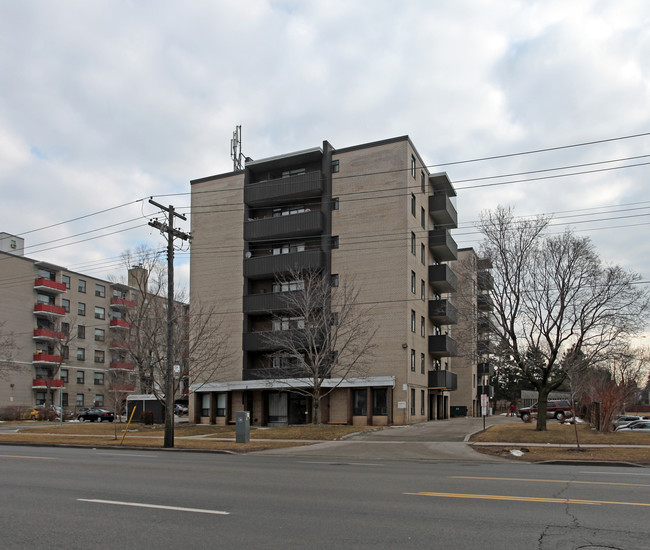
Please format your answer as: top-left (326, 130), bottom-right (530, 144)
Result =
top-left (142, 410), bottom-right (154, 425)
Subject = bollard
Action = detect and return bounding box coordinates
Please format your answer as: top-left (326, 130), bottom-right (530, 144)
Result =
top-left (235, 411), bottom-right (250, 443)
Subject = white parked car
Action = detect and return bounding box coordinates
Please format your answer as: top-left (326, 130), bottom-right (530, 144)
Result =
top-left (616, 420), bottom-right (650, 432)
top-left (612, 415), bottom-right (644, 429)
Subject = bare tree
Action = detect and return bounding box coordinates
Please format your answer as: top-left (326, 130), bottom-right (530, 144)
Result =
top-left (479, 206), bottom-right (650, 430)
top-left (260, 269), bottom-right (376, 424)
top-left (0, 321), bottom-right (18, 379)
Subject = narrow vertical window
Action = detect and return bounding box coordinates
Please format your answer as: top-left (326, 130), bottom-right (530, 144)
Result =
top-left (421, 353), bottom-right (425, 374)
top-left (331, 159), bottom-right (339, 173)
top-left (411, 193), bottom-right (416, 216)
top-left (411, 388), bottom-right (416, 415)
top-left (421, 316), bottom-right (425, 337)
top-left (411, 310), bottom-right (416, 332)
top-left (411, 155), bottom-right (416, 178)
top-left (421, 280), bottom-right (425, 301)
top-left (421, 389), bottom-right (425, 415)
top-left (411, 271), bottom-right (416, 294)
top-left (410, 349), bottom-right (416, 371)
top-left (421, 243), bottom-right (426, 265)
top-left (421, 207), bottom-right (425, 229)
top-left (421, 171), bottom-right (426, 193)
top-left (411, 232), bottom-right (416, 255)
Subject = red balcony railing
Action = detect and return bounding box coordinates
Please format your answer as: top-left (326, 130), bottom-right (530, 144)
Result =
top-left (34, 278), bottom-right (67, 293)
top-left (32, 379), bottom-right (65, 388)
top-left (109, 384), bottom-right (135, 392)
top-left (33, 328), bottom-right (65, 340)
top-left (109, 319), bottom-right (132, 329)
top-left (34, 303), bottom-right (66, 316)
top-left (33, 353), bottom-right (63, 364)
top-left (109, 362), bottom-right (135, 370)
top-left (110, 297), bottom-right (136, 308)
top-left (109, 340), bottom-right (131, 350)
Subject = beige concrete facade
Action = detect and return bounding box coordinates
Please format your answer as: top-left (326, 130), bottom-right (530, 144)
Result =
top-left (188, 136), bottom-right (459, 426)
top-left (0, 248), bottom-right (139, 414)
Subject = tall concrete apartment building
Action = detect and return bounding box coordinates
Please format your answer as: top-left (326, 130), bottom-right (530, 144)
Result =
top-left (0, 233), bottom-right (139, 413)
top-left (189, 136), bottom-right (461, 426)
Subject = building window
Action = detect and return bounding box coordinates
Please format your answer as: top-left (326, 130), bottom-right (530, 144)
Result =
top-left (421, 353), bottom-right (425, 374)
top-left (411, 232), bottom-right (416, 255)
top-left (94, 394), bottom-right (104, 407)
top-left (373, 388), bottom-right (388, 415)
top-left (421, 389), bottom-right (425, 415)
top-left (78, 279), bottom-right (86, 293)
top-left (76, 393), bottom-right (84, 407)
top-left (421, 280), bottom-right (425, 301)
top-left (78, 302), bottom-right (86, 316)
top-left (411, 271), bottom-right (416, 294)
top-left (353, 389), bottom-right (367, 416)
top-left (272, 317), bottom-right (305, 331)
top-left (94, 306), bottom-right (105, 320)
top-left (62, 393), bottom-right (68, 407)
top-left (411, 388), bottom-right (416, 415)
top-left (62, 275), bottom-right (70, 289)
top-left (421, 171), bottom-right (426, 193)
top-left (411, 310), bottom-right (416, 332)
top-left (61, 345), bottom-right (69, 360)
top-left (94, 350), bottom-right (105, 363)
top-left (76, 371), bottom-right (84, 384)
top-left (61, 322), bottom-right (70, 336)
top-left (273, 280), bottom-right (305, 292)
top-left (421, 316), bottom-right (425, 337)
top-left (421, 243), bottom-right (426, 265)
top-left (332, 197), bottom-right (339, 211)
top-left (272, 242), bottom-right (305, 255)
top-left (331, 159), bottom-right (339, 173)
top-left (411, 155), bottom-right (416, 178)
top-left (201, 394), bottom-right (210, 417)
top-left (216, 394), bottom-right (226, 417)
top-left (411, 193), bottom-right (416, 216)
top-left (60, 369), bottom-right (68, 383)
top-left (62, 299), bottom-right (70, 313)
top-left (94, 372), bottom-right (104, 385)
top-left (331, 274), bottom-right (339, 287)
top-left (331, 235), bottom-right (339, 249)
top-left (421, 207), bottom-right (426, 229)
top-left (94, 328), bottom-right (105, 342)
top-left (76, 348), bottom-right (85, 361)
top-left (78, 325), bottom-right (85, 339)
top-left (410, 349), bottom-right (416, 371)
top-left (95, 284), bottom-right (105, 298)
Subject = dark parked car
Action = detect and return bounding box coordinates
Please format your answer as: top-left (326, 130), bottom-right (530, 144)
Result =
top-left (78, 408), bottom-right (114, 423)
top-left (519, 400), bottom-right (573, 422)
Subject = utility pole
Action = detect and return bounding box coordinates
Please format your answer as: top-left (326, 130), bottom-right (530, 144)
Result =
top-left (148, 198), bottom-right (191, 448)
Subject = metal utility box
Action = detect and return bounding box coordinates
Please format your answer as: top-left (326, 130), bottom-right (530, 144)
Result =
top-left (235, 411), bottom-right (250, 443)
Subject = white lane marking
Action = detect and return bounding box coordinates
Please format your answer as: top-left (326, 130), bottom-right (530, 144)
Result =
top-left (95, 452), bottom-right (155, 458)
top-left (78, 499), bottom-right (229, 515)
top-left (299, 461), bottom-right (384, 466)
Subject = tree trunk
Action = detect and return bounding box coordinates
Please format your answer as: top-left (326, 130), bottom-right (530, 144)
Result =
top-left (535, 388), bottom-right (550, 431)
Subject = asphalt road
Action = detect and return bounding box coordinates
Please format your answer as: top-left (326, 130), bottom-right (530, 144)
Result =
top-left (2, 444), bottom-right (649, 549)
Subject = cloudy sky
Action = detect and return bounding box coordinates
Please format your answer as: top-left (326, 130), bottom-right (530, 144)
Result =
top-left (1, 0), bottom-right (649, 300)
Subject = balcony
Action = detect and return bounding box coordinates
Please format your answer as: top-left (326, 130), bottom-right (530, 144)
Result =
top-left (109, 340), bottom-right (131, 350)
top-left (242, 329), bottom-right (316, 352)
top-left (428, 229), bottom-right (458, 262)
top-left (109, 319), bottom-right (132, 329)
top-left (33, 328), bottom-right (65, 341)
top-left (477, 271), bottom-right (494, 291)
top-left (477, 316), bottom-right (493, 333)
top-left (244, 210), bottom-right (324, 242)
top-left (33, 303), bottom-right (66, 317)
top-left (477, 385), bottom-right (495, 398)
top-left (243, 292), bottom-right (295, 314)
top-left (245, 170), bottom-right (323, 207)
top-left (110, 297), bottom-right (136, 309)
top-left (477, 339), bottom-right (492, 355)
top-left (428, 334), bottom-right (458, 358)
top-left (477, 294), bottom-right (494, 312)
top-left (33, 353), bottom-right (63, 365)
top-left (428, 300), bottom-right (458, 325)
top-left (477, 362), bottom-right (494, 377)
top-left (428, 264), bottom-right (458, 294)
top-left (34, 278), bottom-right (67, 293)
top-left (428, 370), bottom-right (458, 391)
top-left (244, 249), bottom-right (325, 280)
top-left (242, 331), bottom-right (281, 352)
top-left (428, 195), bottom-right (458, 229)
top-left (32, 379), bottom-right (65, 389)
top-left (109, 362), bottom-right (135, 371)
top-left (109, 384), bottom-right (135, 392)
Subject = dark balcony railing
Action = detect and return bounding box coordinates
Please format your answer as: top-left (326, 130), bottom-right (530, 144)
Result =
top-left (477, 385), bottom-right (494, 398)
top-left (428, 300), bottom-right (459, 325)
top-left (477, 316), bottom-right (493, 333)
top-left (477, 294), bottom-right (494, 312)
top-left (428, 334), bottom-right (458, 358)
top-left (477, 362), bottom-right (494, 377)
top-left (428, 229), bottom-right (458, 262)
top-left (33, 328), bottom-right (65, 341)
top-left (428, 264), bottom-right (458, 294)
top-left (244, 210), bottom-right (323, 242)
top-left (242, 331), bottom-right (281, 352)
top-left (428, 195), bottom-right (458, 229)
top-left (244, 249), bottom-right (325, 280)
top-left (477, 339), bottom-right (492, 355)
top-left (477, 271), bottom-right (494, 291)
top-left (244, 170), bottom-right (323, 207)
top-left (243, 366), bottom-right (309, 381)
top-left (34, 278), bottom-right (67, 293)
top-left (428, 370), bottom-right (458, 391)
top-left (33, 303), bottom-right (66, 317)
top-left (243, 292), bottom-right (295, 314)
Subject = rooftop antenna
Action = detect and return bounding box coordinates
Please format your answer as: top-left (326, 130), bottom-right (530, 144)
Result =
top-left (231, 125), bottom-right (244, 171)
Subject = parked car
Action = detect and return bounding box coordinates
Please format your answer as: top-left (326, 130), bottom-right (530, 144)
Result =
top-left (174, 404), bottom-right (188, 415)
top-left (22, 405), bottom-right (60, 421)
top-left (616, 420), bottom-right (650, 432)
top-left (518, 400), bottom-right (573, 422)
top-left (612, 415), bottom-right (644, 429)
top-left (77, 408), bottom-right (114, 423)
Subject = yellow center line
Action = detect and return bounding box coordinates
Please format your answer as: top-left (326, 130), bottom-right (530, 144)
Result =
top-left (0, 454), bottom-right (57, 460)
top-left (405, 492), bottom-right (650, 507)
top-left (450, 476), bottom-right (650, 488)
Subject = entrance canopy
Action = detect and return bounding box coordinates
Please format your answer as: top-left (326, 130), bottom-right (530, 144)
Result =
top-left (190, 376), bottom-right (395, 394)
